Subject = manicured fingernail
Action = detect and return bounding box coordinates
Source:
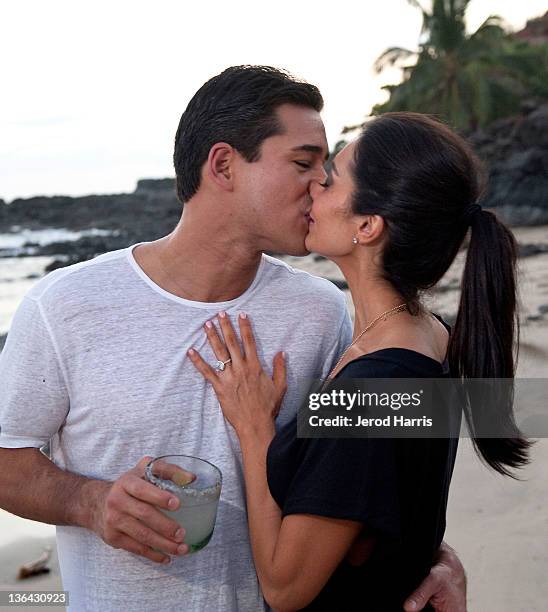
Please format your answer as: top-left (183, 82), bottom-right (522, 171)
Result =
top-left (168, 497), bottom-right (178, 510)
top-left (282, 352), bottom-right (286, 359)
top-left (239, 312), bottom-right (247, 319)
top-left (187, 348), bottom-right (195, 356)
top-left (175, 528), bottom-right (184, 541)
top-left (204, 320), bottom-right (213, 329)
top-left (407, 601), bottom-right (417, 610)
top-left (162, 557), bottom-right (171, 564)
top-left (177, 544), bottom-right (188, 555)
top-left (219, 311), bottom-right (226, 318)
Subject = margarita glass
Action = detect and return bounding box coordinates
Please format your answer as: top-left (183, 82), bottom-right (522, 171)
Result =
top-left (145, 454), bottom-right (222, 553)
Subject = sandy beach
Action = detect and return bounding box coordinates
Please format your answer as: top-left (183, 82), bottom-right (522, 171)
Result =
top-left (0, 513), bottom-right (61, 611)
top-left (1, 225), bottom-right (547, 611)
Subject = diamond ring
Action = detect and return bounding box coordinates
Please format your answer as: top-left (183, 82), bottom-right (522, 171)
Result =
top-left (214, 358), bottom-right (232, 372)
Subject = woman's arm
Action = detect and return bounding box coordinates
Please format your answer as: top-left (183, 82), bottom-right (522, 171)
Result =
top-left (188, 313), bottom-right (368, 610)
top-left (238, 427), bottom-right (364, 610)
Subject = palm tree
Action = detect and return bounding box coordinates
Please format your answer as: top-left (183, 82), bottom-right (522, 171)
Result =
top-left (368, 0), bottom-right (548, 132)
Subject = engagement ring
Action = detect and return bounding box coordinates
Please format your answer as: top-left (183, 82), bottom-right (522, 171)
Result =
top-left (214, 358), bottom-right (232, 371)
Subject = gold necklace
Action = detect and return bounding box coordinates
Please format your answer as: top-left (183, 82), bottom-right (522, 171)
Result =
top-left (327, 303), bottom-right (408, 380)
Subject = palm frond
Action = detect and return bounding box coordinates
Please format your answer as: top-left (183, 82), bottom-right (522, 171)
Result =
top-left (374, 46), bottom-right (418, 73)
top-left (469, 15), bottom-right (505, 42)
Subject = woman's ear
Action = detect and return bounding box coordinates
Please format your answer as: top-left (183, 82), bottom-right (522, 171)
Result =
top-left (206, 143), bottom-right (234, 191)
top-left (355, 215), bottom-right (385, 245)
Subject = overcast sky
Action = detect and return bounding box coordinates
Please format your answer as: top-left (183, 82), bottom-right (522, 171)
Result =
top-left (1, 0), bottom-right (545, 201)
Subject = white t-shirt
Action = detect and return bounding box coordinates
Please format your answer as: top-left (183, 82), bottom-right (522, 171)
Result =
top-left (0, 244), bottom-right (352, 612)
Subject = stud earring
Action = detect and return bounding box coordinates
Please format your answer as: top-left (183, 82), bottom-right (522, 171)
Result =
top-left (352, 237), bottom-right (358, 244)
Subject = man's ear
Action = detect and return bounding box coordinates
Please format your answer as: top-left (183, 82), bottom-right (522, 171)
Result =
top-left (355, 214), bottom-right (385, 245)
top-left (206, 142), bottom-right (234, 191)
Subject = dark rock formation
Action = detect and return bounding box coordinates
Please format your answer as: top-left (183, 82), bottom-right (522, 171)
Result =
top-left (327, 278), bottom-right (349, 290)
top-left (0, 179), bottom-right (181, 265)
top-left (135, 178), bottom-right (177, 196)
top-left (519, 243), bottom-right (548, 257)
top-left (468, 103), bottom-right (548, 226)
top-left (0, 179), bottom-right (180, 237)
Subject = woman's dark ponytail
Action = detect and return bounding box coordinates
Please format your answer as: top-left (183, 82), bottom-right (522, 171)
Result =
top-left (449, 210), bottom-right (533, 477)
top-left (351, 112), bottom-right (532, 478)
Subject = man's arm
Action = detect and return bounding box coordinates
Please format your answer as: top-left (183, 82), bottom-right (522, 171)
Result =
top-left (0, 448), bottom-right (188, 564)
top-left (0, 296), bottom-right (189, 565)
top-left (403, 541), bottom-right (467, 611)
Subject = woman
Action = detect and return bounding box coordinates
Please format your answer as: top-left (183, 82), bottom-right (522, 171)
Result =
top-left (188, 113), bottom-right (531, 610)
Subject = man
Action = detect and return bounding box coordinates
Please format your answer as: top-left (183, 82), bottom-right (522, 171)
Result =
top-left (0, 66), bottom-right (466, 611)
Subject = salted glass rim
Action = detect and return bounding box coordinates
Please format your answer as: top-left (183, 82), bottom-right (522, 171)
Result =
top-left (145, 453), bottom-right (223, 487)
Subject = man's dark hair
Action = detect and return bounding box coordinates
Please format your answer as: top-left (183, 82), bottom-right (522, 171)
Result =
top-left (173, 65), bottom-right (324, 203)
